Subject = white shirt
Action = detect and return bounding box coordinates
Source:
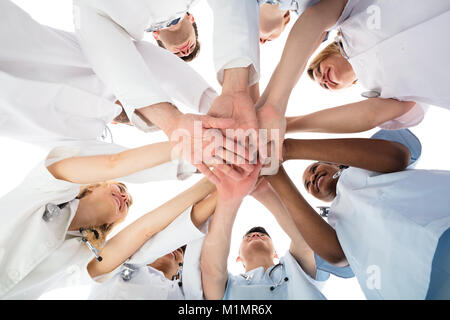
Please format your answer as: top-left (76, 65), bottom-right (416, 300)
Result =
top-left (224, 251), bottom-right (326, 300)
top-left (332, 0), bottom-right (450, 128)
top-left (329, 167), bottom-right (450, 299)
top-left (73, 0), bottom-right (260, 121)
top-left (89, 208), bottom-right (208, 300)
top-left (0, 0), bottom-right (216, 145)
top-left (0, 140), bottom-right (195, 299)
top-left (258, 0), bottom-right (319, 15)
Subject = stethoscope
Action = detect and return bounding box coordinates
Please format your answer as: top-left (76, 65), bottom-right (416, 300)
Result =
top-left (241, 263), bottom-right (289, 292)
top-left (335, 30), bottom-right (381, 99)
top-left (42, 202), bottom-right (103, 262)
top-left (121, 262), bottom-right (184, 288)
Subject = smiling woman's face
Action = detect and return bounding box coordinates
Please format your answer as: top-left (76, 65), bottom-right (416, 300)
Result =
top-left (302, 162), bottom-right (340, 202)
top-left (312, 54), bottom-right (357, 91)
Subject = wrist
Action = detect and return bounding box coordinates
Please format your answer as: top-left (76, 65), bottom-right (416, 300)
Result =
top-left (217, 196), bottom-right (243, 209)
top-left (222, 67), bottom-right (250, 95)
top-left (137, 102), bottom-right (182, 136)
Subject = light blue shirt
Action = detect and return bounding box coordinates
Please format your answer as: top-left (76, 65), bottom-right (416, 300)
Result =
top-left (223, 252), bottom-right (330, 300)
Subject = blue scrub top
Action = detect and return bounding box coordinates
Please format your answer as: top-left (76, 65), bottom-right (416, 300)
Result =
top-left (314, 129), bottom-right (422, 282)
top-left (371, 129), bottom-right (422, 166)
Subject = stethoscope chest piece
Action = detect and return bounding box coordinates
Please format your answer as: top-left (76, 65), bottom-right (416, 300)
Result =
top-left (361, 90), bottom-right (381, 99)
top-left (42, 203), bottom-right (68, 222)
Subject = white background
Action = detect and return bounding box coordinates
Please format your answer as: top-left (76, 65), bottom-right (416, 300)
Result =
top-left (2, 0), bottom-right (450, 300)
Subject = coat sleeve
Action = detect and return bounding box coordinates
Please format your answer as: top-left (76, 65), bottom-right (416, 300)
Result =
top-left (73, 4), bottom-right (172, 123)
top-left (206, 0), bottom-right (260, 86)
top-left (126, 206), bottom-right (206, 266)
top-left (135, 41), bottom-right (218, 116)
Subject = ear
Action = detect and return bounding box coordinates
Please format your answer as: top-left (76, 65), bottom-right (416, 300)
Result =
top-left (274, 252), bottom-right (279, 260)
top-left (152, 31), bottom-right (160, 40)
top-left (189, 14), bottom-right (195, 23)
top-left (236, 255), bottom-right (242, 263)
top-left (283, 11), bottom-right (291, 25)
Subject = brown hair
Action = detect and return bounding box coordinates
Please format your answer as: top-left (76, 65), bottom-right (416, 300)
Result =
top-left (156, 13), bottom-right (201, 62)
top-left (76, 182), bottom-right (132, 249)
top-left (307, 41), bottom-right (341, 81)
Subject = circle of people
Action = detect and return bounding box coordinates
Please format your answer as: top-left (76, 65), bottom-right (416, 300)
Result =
top-left (0, 0), bottom-right (449, 300)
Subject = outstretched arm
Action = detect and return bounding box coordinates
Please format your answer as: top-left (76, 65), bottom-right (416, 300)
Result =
top-left (257, 0), bottom-right (347, 112)
top-left (286, 99), bottom-right (415, 134)
top-left (201, 163), bottom-right (262, 300)
top-left (47, 142), bottom-right (174, 185)
top-left (251, 179), bottom-right (316, 278)
top-left (282, 136), bottom-right (411, 173)
top-left (87, 178), bottom-right (216, 278)
top-left (266, 166), bottom-right (347, 266)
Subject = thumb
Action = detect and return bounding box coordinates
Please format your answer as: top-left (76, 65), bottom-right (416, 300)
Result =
top-left (201, 115), bottom-right (234, 129)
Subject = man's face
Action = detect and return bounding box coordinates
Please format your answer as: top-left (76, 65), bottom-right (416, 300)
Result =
top-left (238, 231), bottom-right (276, 264)
top-left (153, 14), bottom-right (197, 58)
top-left (149, 247), bottom-right (184, 280)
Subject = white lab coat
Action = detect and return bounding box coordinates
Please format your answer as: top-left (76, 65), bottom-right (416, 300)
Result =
top-left (0, 0), bottom-right (216, 145)
top-left (224, 251), bottom-right (326, 300)
top-left (328, 168), bottom-right (450, 299)
top-left (89, 208), bottom-right (208, 300)
top-left (73, 0), bottom-right (260, 120)
top-left (332, 0), bottom-right (450, 129)
top-left (0, 140), bottom-right (194, 299)
top-left (257, 0), bottom-right (319, 16)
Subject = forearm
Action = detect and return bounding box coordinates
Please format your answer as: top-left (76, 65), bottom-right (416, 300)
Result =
top-left (222, 67), bottom-right (251, 94)
top-left (191, 191), bottom-right (218, 228)
top-left (201, 198), bottom-right (242, 299)
top-left (261, 1), bottom-right (345, 111)
top-left (266, 167), bottom-right (347, 265)
top-left (88, 177), bottom-right (215, 277)
top-left (252, 188), bottom-right (316, 276)
top-left (286, 99), bottom-right (416, 134)
top-left (135, 102), bottom-right (183, 136)
top-left (47, 142), bottom-right (174, 184)
top-left (283, 138), bottom-right (410, 173)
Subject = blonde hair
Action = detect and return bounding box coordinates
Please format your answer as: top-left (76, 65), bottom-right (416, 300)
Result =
top-left (307, 41), bottom-right (341, 81)
top-left (76, 181), bottom-right (132, 250)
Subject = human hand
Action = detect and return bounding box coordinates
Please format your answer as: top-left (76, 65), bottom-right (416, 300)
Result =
top-left (167, 113), bottom-right (255, 184)
top-left (209, 91), bottom-right (259, 161)
top-left (212, 161), bottom-right (263, 202)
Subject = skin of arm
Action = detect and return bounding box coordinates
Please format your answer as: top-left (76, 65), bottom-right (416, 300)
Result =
top-left (266, 166), bottom-right (348, 266)
top-left (258, 0), bottom-right (348, 111)
top-left (286, 99), bottom-right (416, 134)
top-left (255, 0), bottom-right (347, 163)
top-left (201, 162), bottom-right (262, 300)
top-left (87, 177), bottom-right (216, 278)
top-left (251, 179), bottom-right (316, 278)
top-left (283, 137), bottom-right (411, 173)
top-left (200, 197), bottom-right (242, 300)
top-left (190, 191), bottom-right (218, 228)
top-left (47, 142), bottom-right (173, 184)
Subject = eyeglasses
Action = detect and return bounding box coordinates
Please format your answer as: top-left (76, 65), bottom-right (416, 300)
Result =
top-left (145, 16), bottom-right (183, 32)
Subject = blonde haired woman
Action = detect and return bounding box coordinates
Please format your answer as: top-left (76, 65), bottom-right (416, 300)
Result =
top-left (256, 0), bottom-right (450, 158)
top-left (0, 141), bottom-right (214, 299)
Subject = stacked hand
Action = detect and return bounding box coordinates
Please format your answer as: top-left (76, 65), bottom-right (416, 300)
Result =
top-left (165, 112), bottom-right (254, 184)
